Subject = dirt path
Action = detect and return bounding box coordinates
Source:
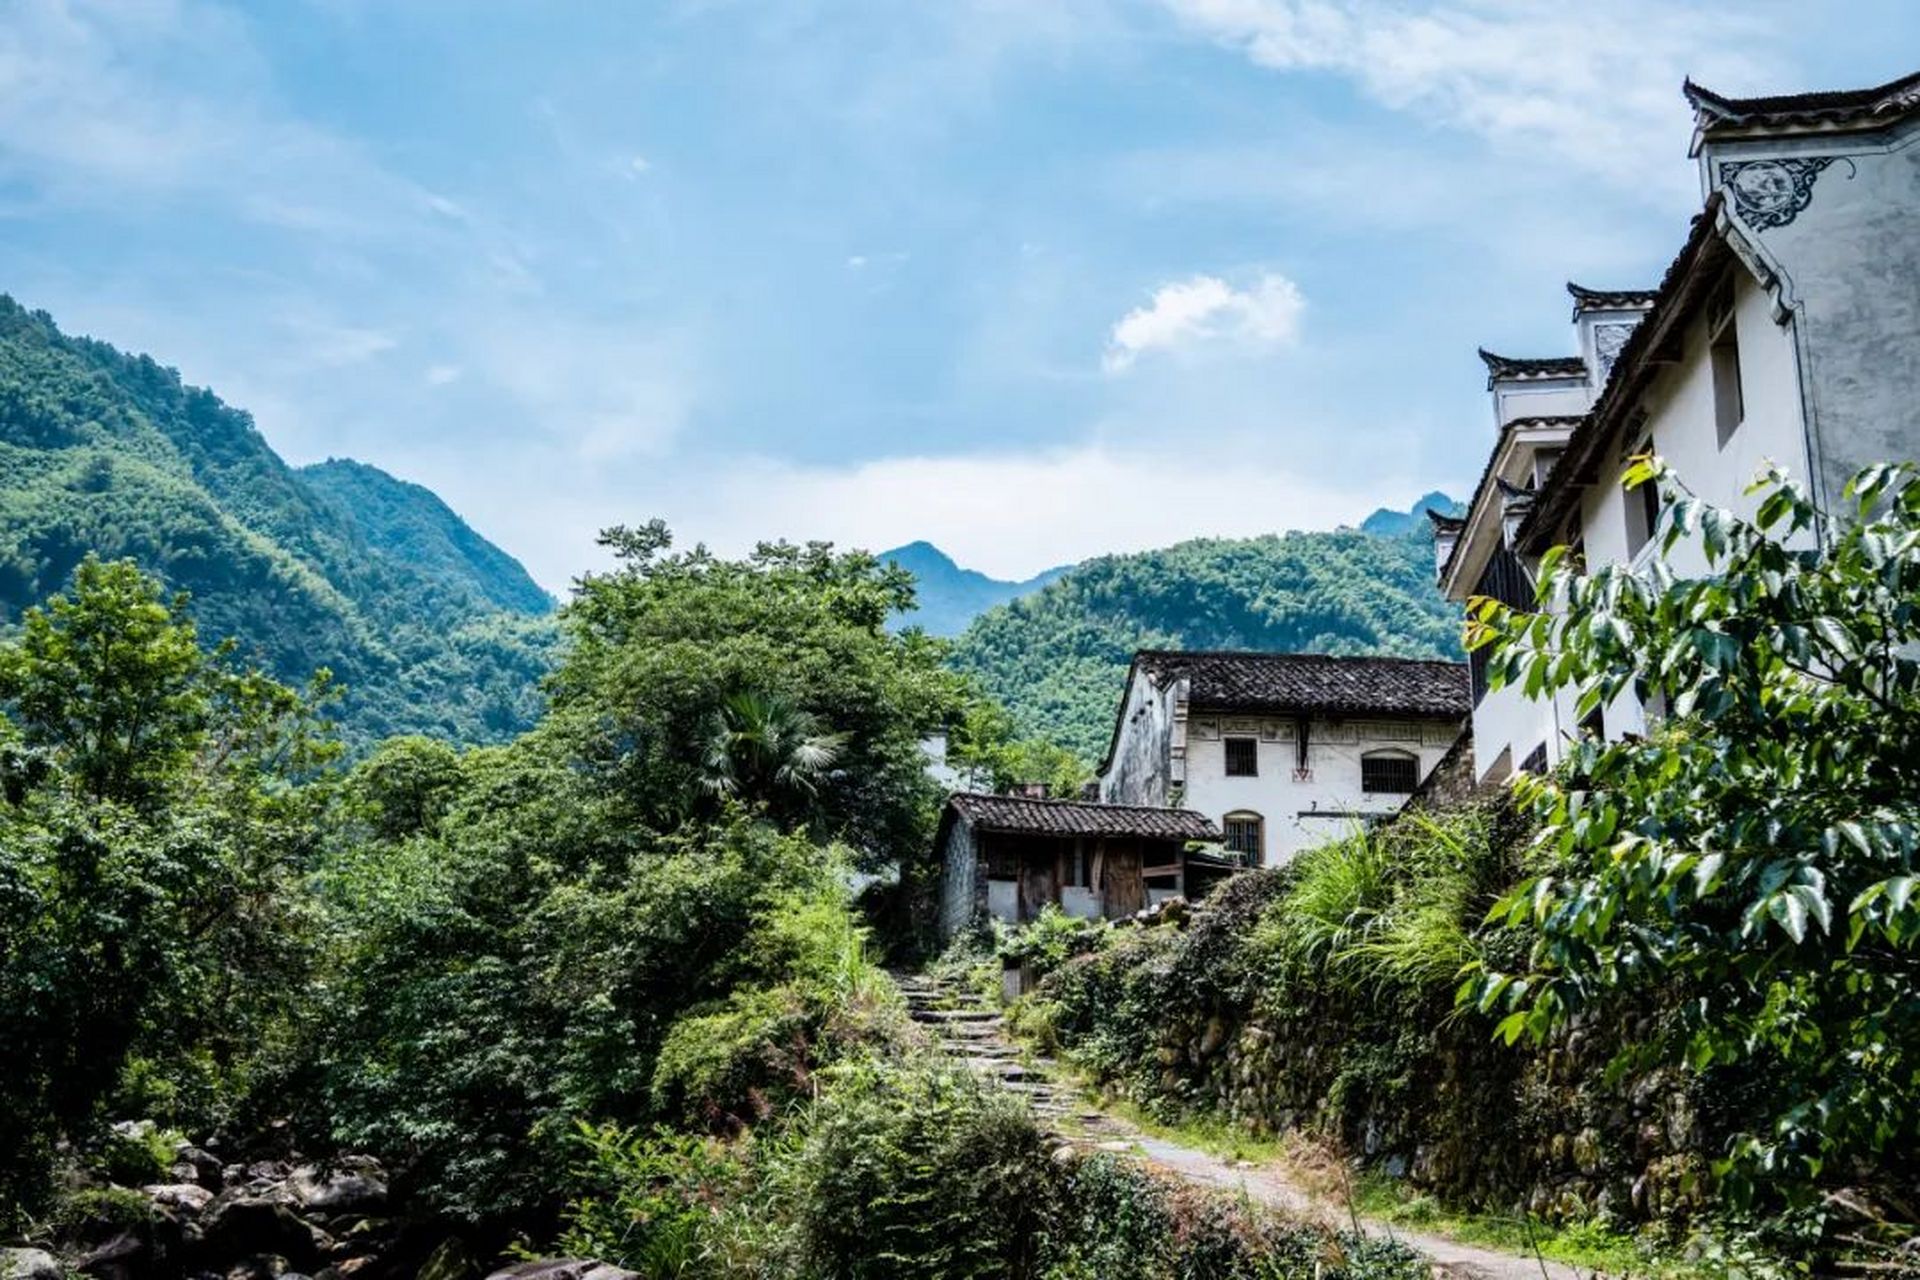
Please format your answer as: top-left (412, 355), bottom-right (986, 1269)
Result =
top-left (895, 971), bottom-right (1582, 1280)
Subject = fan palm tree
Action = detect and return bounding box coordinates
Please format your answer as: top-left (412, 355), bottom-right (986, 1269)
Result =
top-left (699, 690), bottom-right (847, 820)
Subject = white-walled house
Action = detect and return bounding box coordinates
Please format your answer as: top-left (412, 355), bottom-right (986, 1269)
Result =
top-left (1097, 651), bottom-right (1469, 868)
top-left (1437, 70), bottom-right (1920, 783)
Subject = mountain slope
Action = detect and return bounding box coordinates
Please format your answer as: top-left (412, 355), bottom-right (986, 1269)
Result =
top-left (0, 295), bottom-right (555, 746)
top-left (947, 511), bottom-right (1462, 762)
top-left (880, 541), bottom-right (1071, 636)
top-left (301, 458), bottom-right (554, 616)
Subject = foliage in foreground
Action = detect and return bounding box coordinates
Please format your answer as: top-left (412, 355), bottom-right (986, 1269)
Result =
top-left (1464, 460), bottom-right (1920, 1221)
top-left (558, 1058), bottom-right (1429, 1280)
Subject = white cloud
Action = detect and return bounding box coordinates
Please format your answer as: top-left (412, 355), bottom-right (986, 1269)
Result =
top-left (1154, 0), bottom-right (1777, 187)
top-left (643, 442), bottom-right (1415, 583)
top-left (424, 364), bottom-right (462, 387)
top-left (1104, 272), bottom-right (1304, 372)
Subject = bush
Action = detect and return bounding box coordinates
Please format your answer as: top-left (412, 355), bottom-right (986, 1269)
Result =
top-left (996, 906), bottom-right (1110, 984)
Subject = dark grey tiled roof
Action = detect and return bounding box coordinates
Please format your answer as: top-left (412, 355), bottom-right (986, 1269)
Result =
top-left (1476, 349), bottom-right (1586, 386)
top-left (1684, 71), bottom-right (1920, 132)
top-left (1567, 281), bottom-right (1658, 313)
top-left (946, 792), bottom-right (1218, 840)
top-left (1133, 650), bottom-right (1470, 718)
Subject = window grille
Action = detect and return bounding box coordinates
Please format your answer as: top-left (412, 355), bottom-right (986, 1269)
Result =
top-left (1224, 737), bottom-right (1258, 777)
top-left (1222, 813), bottom-right (1263, 861)
top-left (1360, 753), bottom-right (1419, 794)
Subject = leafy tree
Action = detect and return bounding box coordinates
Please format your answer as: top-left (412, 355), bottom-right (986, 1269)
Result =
top-left (0, 559), bottom-right (335, 1220)
top-left (551, 523), bottom-right (968, 861)
top-left (0, 556), bottom-right (205, 806)
top-left (1464, 460), bottom-right (1920, 1206)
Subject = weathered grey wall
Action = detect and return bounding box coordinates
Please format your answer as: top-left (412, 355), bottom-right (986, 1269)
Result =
top-left (1099, 670), bottom-right (1182, 807)
top-left (938, 818), bottom-right (981, 943)
top-left (1709, 115), bottom-right (1920, 508)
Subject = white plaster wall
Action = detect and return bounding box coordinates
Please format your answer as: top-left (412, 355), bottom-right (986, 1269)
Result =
top-left (1470, 682), bottom-right (1560, 783)
top-left (1181, 712), bottom-right (1460, 866)
top-left (1570, 267), bottom-right (1808, 740)
top-left (1495, 380), bottom-right (1591, 426)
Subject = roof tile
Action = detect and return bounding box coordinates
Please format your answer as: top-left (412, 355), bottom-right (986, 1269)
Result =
top-left (1134, 650), bottom-right (1470, 718)
top-left (947, 792), bottom-right (1219, 840)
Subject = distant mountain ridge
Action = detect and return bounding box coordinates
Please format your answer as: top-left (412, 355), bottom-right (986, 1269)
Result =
top-left (880, 540), bottom-right (1071, 637)
top-left (1359, 490), bottom-right (1461, 537)
top-left (0, 294), bottom-right (556, 746)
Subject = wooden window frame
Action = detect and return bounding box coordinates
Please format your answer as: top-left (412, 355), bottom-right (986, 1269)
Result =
top-left (1224, 736), bottom-right (1259, 777)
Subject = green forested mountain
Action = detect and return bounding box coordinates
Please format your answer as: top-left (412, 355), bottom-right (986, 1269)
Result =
top-left (301, 458), bottom-right (554, 616)
top-left (0, 295), bottom-right (555, 746)
top-left (947, 514), bottom-right (1462, 762)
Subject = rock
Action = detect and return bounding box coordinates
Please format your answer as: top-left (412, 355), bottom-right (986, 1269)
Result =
top-left (146, 1182), bottom-right (216, 1216)
top-left (180, 1146), bottom-right (227, 1190)
top-left (78, 1230), bottom-right (147, 1280)
top-left (1050, 1144), bottom-right (1078, 1166)
top-left (0, 1248), bottom-right (63, 1280)
top-left (290, 1162), bottom-right (387, 1216)
top-left (201, 1197), bottom-right (326, 1271)
top-left (483, 1263), bottom-right (639, 1280)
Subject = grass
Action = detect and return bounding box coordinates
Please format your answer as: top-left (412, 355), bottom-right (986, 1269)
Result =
top-left (1350, 1173), bottom-right (1692, 1278)
top-left (1019, 1051), bottom-right (1687, 1279)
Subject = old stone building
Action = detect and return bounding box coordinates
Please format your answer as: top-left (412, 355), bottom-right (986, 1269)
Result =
top-left (934, 791), bottom-right (1222, 943)
top-left (1436, 69), bottom-right (1920, 782)
top-left (1096, 651), bottom-right (1469, 867)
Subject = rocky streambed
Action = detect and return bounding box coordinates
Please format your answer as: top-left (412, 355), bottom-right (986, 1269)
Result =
top-left (0, 1128), bottom-right (636, 1280)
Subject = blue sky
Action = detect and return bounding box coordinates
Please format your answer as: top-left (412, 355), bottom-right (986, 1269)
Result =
top-left (1, 1), bottom-right (1911, 589)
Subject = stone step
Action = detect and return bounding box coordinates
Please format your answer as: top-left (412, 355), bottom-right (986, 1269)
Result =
top-left (910, 1008), bottom-right (999, 1023)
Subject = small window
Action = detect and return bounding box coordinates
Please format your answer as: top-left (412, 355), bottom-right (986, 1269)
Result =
top-left (1360, 752), bottom-right (1419, 795)
top-left (1709, 279), bottom-right (1744, 448)
top-left (1624, 435), bottom-right (1660, 556)
top-left (1224, 737), bottom-right (1258, 777)
top-left (1222, 812), bottom-right (1264, 862)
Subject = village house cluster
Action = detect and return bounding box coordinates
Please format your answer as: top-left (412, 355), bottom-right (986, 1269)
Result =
top-left (937, 69), bottom-right (1920, 942)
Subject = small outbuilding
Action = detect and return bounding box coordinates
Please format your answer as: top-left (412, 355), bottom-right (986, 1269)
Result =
top-left (934, 791), bottom-right (1222, 943)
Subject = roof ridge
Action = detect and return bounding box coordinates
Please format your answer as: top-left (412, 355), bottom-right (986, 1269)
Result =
top-left (949, 790), bottom-right (1184, 814)
top-left (1134, 648), bottom-right (1464, 666)
top-left (1684, 69), bottom-right (1920, 126)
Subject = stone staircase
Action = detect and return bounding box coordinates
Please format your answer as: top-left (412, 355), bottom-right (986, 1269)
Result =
top-left (893, 972), bottom-right (1133, 1141)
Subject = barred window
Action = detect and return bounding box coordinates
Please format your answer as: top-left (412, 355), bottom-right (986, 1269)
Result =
top-left (1361, 751), bottom-right (1419, 794)
top-left (1222, 812), bottom-right (1264, 862)
top-left (1224, 737), bottom-right (1259, 777)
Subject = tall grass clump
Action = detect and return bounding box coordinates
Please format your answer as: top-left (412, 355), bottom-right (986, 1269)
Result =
top-left (1257, 806), bottom-right (1508, 1000)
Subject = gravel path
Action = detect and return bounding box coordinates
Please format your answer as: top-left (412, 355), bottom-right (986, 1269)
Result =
top-left (896, 971), bottom-right (1584, 1280)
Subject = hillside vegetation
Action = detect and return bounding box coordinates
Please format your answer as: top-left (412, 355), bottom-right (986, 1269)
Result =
top-left (948, 523), bottom-right (1462, 761)
top-left (0, 296), bottom-right (554, 746)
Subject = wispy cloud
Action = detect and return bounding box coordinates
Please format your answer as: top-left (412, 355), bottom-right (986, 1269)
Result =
top-left (1153, 0), bottom-right (1776, 188)
top-left (1104, 272), bottom-right (1304, 372)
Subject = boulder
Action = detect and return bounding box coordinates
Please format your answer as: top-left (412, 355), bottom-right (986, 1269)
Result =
top-left (290, 1161), bottom-right (386, 1216)
top-left (145, 1182), bottom-right (216, 1217)
top-left (0, 1248), bottom-right (63, 1280)
top-left (200, 1197), bottom-right (327, 1272)
top-left (483, 1262), bottom-right (640, 1280)
top-left (179, 1146), bottom-right (227, 1190)
top-left (77, 1230), bottom-right (147, 1280)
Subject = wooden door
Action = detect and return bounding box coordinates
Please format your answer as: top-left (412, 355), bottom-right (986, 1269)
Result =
top-left (1103, 841), bottom-right (1145, 918)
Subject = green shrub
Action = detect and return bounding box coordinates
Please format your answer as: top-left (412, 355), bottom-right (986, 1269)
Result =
top-left (93, 1121), bottom-right (180, 1187)
top-left (997, 906), bottom-right (1110, 984)
top-left (651, 986), bottom-right (813, 1128)
top-left (780, 1059), bottom-right (1059, 1279)
top-left (558, 1121), bottom-right (754, 1279)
